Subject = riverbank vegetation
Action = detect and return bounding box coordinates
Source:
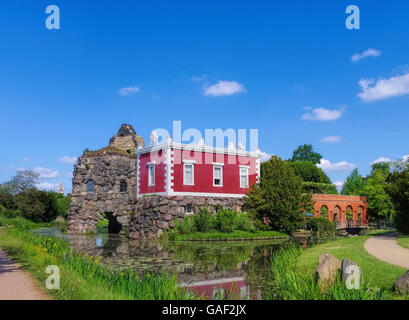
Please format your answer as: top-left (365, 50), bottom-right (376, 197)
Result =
top-left (264, 244), bottom-right (384, 300)
top-left (0, 226), bottom-right (197, 300)
top-left (295, 231), bottom-right (406, 299)
top-left (167, 208), bottom-right (287, 241)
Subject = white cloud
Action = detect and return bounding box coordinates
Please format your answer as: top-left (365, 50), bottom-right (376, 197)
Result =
top-left (351, 48), bottom-right (381, 63)
top-left (370, 157), bottom-right (392, 165)
top-left (302, 107), bottom-right (344, 121)
top-left (358, 72), bottom-right (409, 102)
top-left (117, 86), bottom-right (140, 96)
top-left (260, 152), bottom-right (273, 163)
top-left (59, 156), bottom-right (77, 165)
top-left (203, 80), bottom-right (246, 97)
top-left (33, 167), bottom-right (59, 179)
top-left (36, 182), bottom-right (59, 191)
top-left (320, 136), bottom-right (341, 144)
top-left (403, 155), bottom-right (409, 162)
top-left (333, 181), bottom-right (345, 192)
top-left (22, 157), bottom-right (31, 162)
top-left (317, 159), bottom-right (356, 172)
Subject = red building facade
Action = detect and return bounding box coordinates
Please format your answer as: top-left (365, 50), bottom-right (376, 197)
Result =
top-left (136, 140), bottom-right (261, 198)
top-left (311, 194), bottom-right (369, 228)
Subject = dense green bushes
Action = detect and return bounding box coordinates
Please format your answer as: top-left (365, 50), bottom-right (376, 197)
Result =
top-left (306, 217), bottom-right (336, 237)
top-left (169, 208), bottom-right (257, 239)
top-left (14, 188), bottom-right (58, 222)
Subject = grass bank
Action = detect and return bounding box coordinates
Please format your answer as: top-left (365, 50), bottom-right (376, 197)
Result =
top-left (0, 227), bottom-right (197, 300)
top-left (263, 244), bottom-right (385, 300)
top-left (296, 231), bottom-right (407, 299)
top-left (396, 235), bottom-right (409, 249)
top-left (167, 230), bottom-right (288, 241)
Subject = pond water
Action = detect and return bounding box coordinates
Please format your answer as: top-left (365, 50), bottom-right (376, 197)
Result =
top-left (34, 228), bottom-right (318, 299)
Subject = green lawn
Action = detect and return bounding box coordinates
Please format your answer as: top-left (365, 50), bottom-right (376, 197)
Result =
top-left (297, 231), bottom-right (407, 299)
top-left (397, 235), bottom-right (409, 250)
top-left (167, 230), bottom-right (288, 241)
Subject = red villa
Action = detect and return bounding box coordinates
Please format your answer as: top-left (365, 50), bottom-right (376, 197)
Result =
top-left (136, 132), bottom-right (261, 199)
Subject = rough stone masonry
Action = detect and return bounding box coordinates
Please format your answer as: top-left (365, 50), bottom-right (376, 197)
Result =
top-left (67, 124), bottom-right (243, 239)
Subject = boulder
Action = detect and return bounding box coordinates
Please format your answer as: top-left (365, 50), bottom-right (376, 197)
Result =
top-left (394, 271), bottom-right (409, 294)
top-left (341, 259), bottom-right (362, 289)
top-left (315, 253), bottom-right (341, 285)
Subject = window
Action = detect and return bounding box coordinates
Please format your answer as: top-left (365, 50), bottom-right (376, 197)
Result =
top-left (184, 205), bottom-right (193, 215)
top-left (120, 181), bottom-right (127, 193)
top-left (148, 163), bottom-right (155, 186)
top-left (87, 180), bottom-right (95, 192)
top-left (184, 163), bottom-right (194, 185)
top-left (240, 167), bottom-right (249, 188)
top-left (213, 166), bottom-right (223, 186)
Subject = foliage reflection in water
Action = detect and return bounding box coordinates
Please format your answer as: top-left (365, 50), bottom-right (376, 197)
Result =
top-left (34, 228), bottom-right (317, 299)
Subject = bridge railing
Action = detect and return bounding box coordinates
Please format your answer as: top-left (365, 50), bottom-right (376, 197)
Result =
top-left (336, 220), bottom-right (368, 229)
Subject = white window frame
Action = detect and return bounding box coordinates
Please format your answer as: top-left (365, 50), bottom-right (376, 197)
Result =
top-left (148, 162), bottom-right (155, 186)
top-left (183, 162), bottom-right (195, 186)
top-left (213, 165), bottom-right (223, 187)
top-left (239, 166), bottom-right (249, 188)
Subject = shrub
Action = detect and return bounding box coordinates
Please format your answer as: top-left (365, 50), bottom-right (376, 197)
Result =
top-left (306, 217), bottom-right (336, 236)
top-left (215, 209), bottom-right (238, 233)
top-left (173, 217), bottom-right (195, 235)
top-left (15, 188), bottom-right (58, 223)
top-left (235, 212), bottom-right (255, 232)
top-left (0, 205), bottom-right (21, 219)
top-left (191, 208), bottom-right (214, 232)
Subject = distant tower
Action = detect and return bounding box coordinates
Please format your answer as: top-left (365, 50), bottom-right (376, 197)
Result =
top-left (57, 182), bottom-right (64, 195)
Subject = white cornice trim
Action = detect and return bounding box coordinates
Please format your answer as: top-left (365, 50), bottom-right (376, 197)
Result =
top-left (135, 142), bottom-right (261, 158)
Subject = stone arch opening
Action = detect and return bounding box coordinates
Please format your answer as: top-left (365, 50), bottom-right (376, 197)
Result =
top-left (333, 205), bottom-right (341, 221)
top-left (320, 205), bottom-right (328, 218)
top-left (357, 206), bottom-right (364, 222)
top-left (105, 212), bottom-right (122, 234)
top-left (346, 206), bottom-right (353, 220)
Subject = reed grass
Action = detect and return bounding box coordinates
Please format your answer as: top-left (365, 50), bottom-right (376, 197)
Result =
top-left (263, 244), bottom-right (384, 300)
top-left (0, 228), bottom-right (200, 300)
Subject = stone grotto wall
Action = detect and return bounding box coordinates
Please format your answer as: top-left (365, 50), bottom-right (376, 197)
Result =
top-left (129, 195), bottom-right (244, 240)
top-left (67, 153), bottom-right (137, 235)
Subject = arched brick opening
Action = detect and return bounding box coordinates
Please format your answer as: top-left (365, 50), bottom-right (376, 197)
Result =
top-left (310, 194), bottom-right (368, 228)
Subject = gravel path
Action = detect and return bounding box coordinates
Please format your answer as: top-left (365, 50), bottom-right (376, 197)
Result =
top-left (364, 233), bottom-right (409, 269)
top-left (0, 249), bottom-right (50, 300)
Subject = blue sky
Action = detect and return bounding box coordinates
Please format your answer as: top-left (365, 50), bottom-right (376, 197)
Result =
top-left (1, 0), bottom-right (409, 193)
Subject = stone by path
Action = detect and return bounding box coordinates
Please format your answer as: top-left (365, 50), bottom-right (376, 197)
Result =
top-left (0, 249), bottom-right (50, 300)
top-left (364, 233), bottom-right (409, 269)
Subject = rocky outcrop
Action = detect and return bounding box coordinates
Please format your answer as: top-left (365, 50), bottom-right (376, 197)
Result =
top-left (315, 253), bottom-right (342, 285)
top-left (394, 271), bottom-right (409, 294)
top-left (129, 195), bottom-right (243, 240)
top-left (67, 153), bottom-right (137, 235)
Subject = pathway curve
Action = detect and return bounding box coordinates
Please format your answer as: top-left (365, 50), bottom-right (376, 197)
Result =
top-left (364, 232), bottom-right (409, 269)
top-left (0, 249), bottom-right (50, 300)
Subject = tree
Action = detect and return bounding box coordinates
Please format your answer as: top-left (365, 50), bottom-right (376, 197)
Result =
top-left (50, 192), bottom-right (71, 218)
top-left (0, 184), bottom-right (17, 209)
top-left (287, 161), bottom-right (331, 184)
top-left (387, 166), bottom-right (409, 234)
top-left (244, 156), bottom-right (313, 234)
top-left (15, 188), bottom-right (58, 222)
top-left (362, 168), bottom-right (394, 221)
top-left (291, 144), bottom-right (322, 164)
top-left (341, 169), bottom-right (365, 195)
top-left (4, 170), bottom-right (39, 195)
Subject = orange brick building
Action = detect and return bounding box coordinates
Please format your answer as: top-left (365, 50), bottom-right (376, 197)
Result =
top-left (311, 194), bottom-right (368, 228)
